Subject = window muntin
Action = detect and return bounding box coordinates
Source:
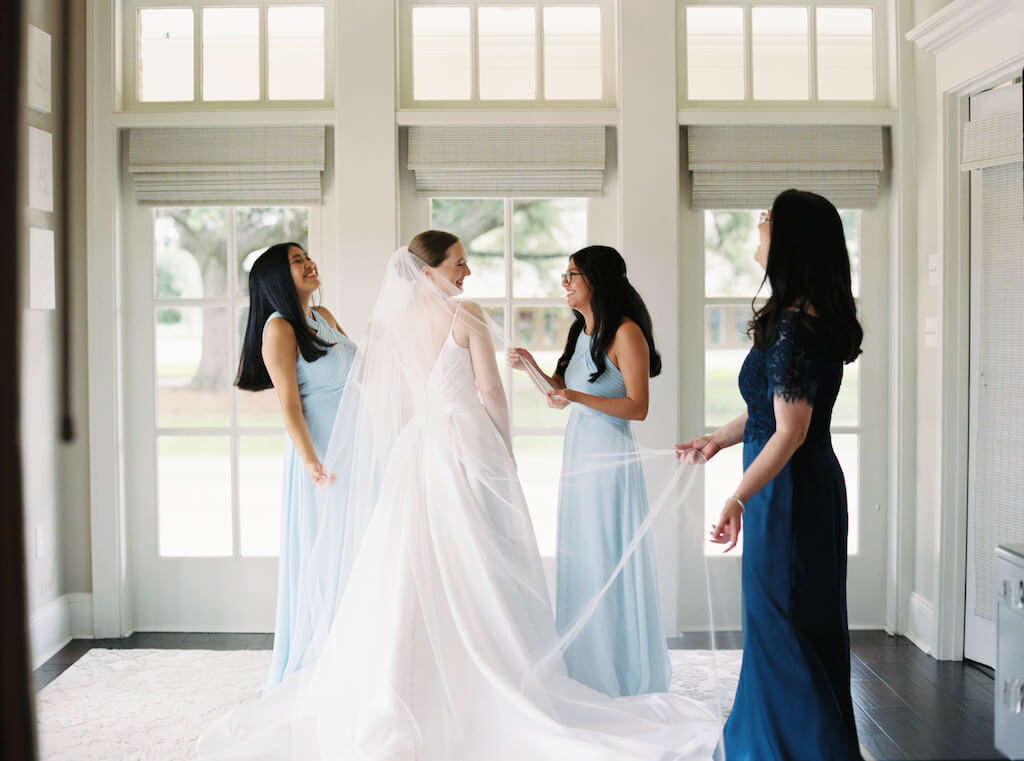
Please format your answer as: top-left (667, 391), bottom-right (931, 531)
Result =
top-left (431, 197), bottom-right (588, 555)
top-left (154, 205), bottom-right (309, 558)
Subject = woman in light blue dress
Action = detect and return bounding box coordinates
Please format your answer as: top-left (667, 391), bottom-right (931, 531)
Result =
top-left (508, 245), bottom-right (670, 697)
top-left (236, 242), bottom-right (356, 693)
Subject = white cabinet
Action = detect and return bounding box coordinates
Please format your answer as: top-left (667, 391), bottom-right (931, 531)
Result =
top-left (996, 544), bottom-right (1024, 760)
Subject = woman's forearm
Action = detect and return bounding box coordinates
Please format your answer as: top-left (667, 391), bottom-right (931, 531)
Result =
top-left (563, 389), bottom-right (646, 421)
top-left (711, 413), bottom-right (748, 450)
top-left (281, 402), bottom-right (319, 466)
top-left (732, 428), bottom-right (804, 502)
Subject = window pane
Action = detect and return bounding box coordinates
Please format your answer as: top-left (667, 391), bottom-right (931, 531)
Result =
top-left (705, 305), bottom-right (753, 427)
top-left (833, 433), bottom-right (860, 554)
top-left (157, 307), bottom-right (231, 427)
top-left (705, 210), bottom-right (766, 298)
top-left (512, 198), bottom-right (587, 298)
top-left (139, 9), bottom-right (194, 102)
top-left (235, 207), bottom-right (310, 298)
top-left (479, 7), bottom-right (536, 100)
top-left (269, 6), bottom-right (325, 100)
top-left (155, 208), bottom-right (228, 299)
top-left (203, 8), bottom-right (259, 101)
top-left (840, 209), bottom-right (860, 297)
top-left (413, 7), bottom-right (471, 100)
top-left (431, 199), bottom-right (506, 298)
top-left (686, 7), bottom-right (744, 101)
top-left (703, 444), bottom-right (745, 554)
top-left (237, 306), bottom-right (285, 427)
top-left (817, 7), bottom-right (874, 101)
top-left (512, 307), bottom-right (574, 430)
top-left (543, 7), bottom-right (601, 100)
top-left (239, 435), bottom-right (284, 556)
top-left (513, 435), bottom-right (562, 556)
top-left (159, 436), bottom-right (231, 556)
top-left (834, 357), bottom-right (859, 427)
top-left (752, 6), bottom-right (808, 100)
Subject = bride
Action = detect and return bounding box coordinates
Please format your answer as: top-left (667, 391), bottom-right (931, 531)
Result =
top-left (198, 232), bottom-right (721, 761)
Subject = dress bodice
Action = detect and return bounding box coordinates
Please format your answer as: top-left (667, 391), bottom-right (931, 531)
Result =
top-left (738, 311), bottom-right (843, 444)
top-left (563, 331), bottom-right (630, 430)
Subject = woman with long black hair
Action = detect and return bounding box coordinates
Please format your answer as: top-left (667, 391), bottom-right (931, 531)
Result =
top-left (508, 245), bottom-right (671, 697)
top-left (677, 189), bottom-right (863, 760)
top-left (236, 242), bottom-right (356, 693)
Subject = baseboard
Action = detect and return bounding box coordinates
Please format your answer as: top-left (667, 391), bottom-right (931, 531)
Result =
top-left (30, 592), bottom-right (94, 669)
top-left (905, 591), bottom-right (936, 656)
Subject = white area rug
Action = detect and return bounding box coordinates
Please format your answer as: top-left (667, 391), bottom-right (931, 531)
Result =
top-left (36, 648), bottom-right (742, 761)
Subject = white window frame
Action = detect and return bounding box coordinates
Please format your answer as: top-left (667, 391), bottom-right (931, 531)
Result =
top-left (150, 204), bottom-right (317, 559)
top-left (121, 0), bottom-right (336, 111)
top-left (399, 0), bottom-right (617, 109)
top-left (678, 0), bottom-right (890, 110)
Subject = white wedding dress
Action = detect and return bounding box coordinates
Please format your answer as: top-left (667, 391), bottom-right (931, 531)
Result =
top-left (198, 250), bottom-right (721, 761)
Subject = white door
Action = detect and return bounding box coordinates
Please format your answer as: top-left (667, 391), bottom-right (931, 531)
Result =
top-left (123, 201), bottom-right (319, 631)
top-left (965, 82), bottom-right (1024, 667)
top-left (698, 207), bottom-right (889, 630)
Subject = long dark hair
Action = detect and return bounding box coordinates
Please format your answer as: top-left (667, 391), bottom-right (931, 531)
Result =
top-left (748, 189), bottom-right (863, 363)
top-left (236, 243), bottom-right (334, 391)
top-left (555, 245), bottom-right (661, 382)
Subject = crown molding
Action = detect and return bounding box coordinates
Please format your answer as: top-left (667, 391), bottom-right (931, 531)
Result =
top-left (906, 0), bottom-right (1023, 55)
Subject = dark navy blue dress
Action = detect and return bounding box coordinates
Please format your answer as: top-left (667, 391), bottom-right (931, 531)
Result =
top-left (723, 311), bottom-right (861, 761)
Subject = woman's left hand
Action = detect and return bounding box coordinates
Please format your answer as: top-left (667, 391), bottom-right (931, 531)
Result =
top-left (709, 498), bottom-right (743, 552)
top-left (546, 388), bottom-right (573, 409)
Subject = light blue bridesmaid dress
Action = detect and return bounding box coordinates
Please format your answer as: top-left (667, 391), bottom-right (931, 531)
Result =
top-left (556, 330), bottom-right (671, 697)
top-left (263, 309), bottom-right (356, 693)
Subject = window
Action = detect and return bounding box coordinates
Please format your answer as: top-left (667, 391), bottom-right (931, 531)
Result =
top-left (683, 2), bottom-right (882, 104)
top-left (402, 1), bottom-right (614, 107)
top-left (127, 2), bottom-right (329, 107)
top-left (431, 198), bottom-right (588, 554)
top-left (154, 206), bottom-right (309, 557)
top-left (702, 209), bottom-right (861, 553)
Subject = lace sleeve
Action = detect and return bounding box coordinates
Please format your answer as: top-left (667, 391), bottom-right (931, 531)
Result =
top-left (766, 315), bottom-right (819, 405)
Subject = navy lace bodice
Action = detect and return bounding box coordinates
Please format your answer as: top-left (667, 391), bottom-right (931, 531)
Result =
top-left (738, 311), bottom-right (843, 444)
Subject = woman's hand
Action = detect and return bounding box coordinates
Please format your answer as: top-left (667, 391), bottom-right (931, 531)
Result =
top-left (507, 347), bottom-right (537, 371)
top-left (675, 434), bottom-right (722, 464)
top-left (709, 497), bottom-right (743, 552)
top-left (306, 460), bottom-right (336, 488)
top-left (545, 388), bottom-right (573, 409)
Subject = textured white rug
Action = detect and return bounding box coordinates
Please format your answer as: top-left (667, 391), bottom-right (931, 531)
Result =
top-left (36, 648), bottom-right (742, 761)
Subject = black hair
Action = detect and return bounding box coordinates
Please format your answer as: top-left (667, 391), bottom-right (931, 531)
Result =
top-left (748, 189), bottom-right (863, 363)
top-left (554, 245), bottom-right (662, 383)
top-left (235, 242), bottom-right (334, 391)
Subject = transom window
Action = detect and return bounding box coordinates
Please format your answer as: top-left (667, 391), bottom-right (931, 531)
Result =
top-left (124, 1), bottom-right (330, 107)
top-left (431, 198), bottom-right (588, 554)
top-left (683, 1), bottom-right (883, 104)
top-left (401, 1), bottom-right (615, 106)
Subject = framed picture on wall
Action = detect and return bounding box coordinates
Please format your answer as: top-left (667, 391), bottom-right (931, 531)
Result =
top-left (28, 127), bottom-right (53, 213)
top-left (27, 24), bottom-right (51, 114)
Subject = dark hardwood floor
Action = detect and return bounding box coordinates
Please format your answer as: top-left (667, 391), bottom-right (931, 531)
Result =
top-left (35, 629), bottom-right (1004, 760)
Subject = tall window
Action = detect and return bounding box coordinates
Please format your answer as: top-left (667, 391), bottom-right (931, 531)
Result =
top-left (126, 2), bottom-right (329, 106)
top-left (431, 198), bottom-right (587, 553)
top-left (702, 209), bottom-right (861, 553)
top-left (402, 1), bottom-right (614, 106)
top-left (683, 2), bottom-right (881, 103)
top-left (154, 206), bottom-right (309, 557)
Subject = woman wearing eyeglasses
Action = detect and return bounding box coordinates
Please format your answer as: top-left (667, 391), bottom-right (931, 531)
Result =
top-left (677, 190), bottom-right (863, 760)
top-left (508, 245), bottom-right (670, 697)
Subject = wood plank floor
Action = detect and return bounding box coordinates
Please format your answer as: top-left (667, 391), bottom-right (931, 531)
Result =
top-left (35, 629), bottom-right (1004, 760)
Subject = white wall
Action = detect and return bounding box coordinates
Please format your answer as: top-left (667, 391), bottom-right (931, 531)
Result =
top-left (23, 0), bottom-right (93, 666)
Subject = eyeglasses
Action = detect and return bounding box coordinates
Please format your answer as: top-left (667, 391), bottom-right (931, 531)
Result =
top-left (759, 210), bottom-right (771, 225)
top-left (560, 270), bottom-right (582, 284)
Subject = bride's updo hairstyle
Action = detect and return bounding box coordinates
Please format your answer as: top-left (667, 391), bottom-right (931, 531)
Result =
top-left (409, 229), bottom-right (460, 269)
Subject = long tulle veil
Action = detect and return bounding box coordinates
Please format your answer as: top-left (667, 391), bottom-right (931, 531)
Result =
top-left (198, 247), bottom-right (725, 761)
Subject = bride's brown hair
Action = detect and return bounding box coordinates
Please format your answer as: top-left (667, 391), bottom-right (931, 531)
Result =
top-left (409, 229), bottom-right (460, 267)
